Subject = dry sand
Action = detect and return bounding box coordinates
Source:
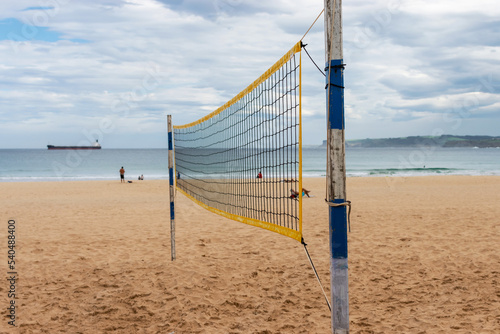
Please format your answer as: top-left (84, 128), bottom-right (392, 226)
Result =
top-left (0, 176), bottom-right (499, 333)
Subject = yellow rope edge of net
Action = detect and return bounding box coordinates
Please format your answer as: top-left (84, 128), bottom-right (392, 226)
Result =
top-left (173, 41), bottom-right (302, 129)
top-left (176, 187), bottom-right (303, 242)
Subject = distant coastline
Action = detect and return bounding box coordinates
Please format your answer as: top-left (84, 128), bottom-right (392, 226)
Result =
top-left (321, 135), bottom-right (500, 148)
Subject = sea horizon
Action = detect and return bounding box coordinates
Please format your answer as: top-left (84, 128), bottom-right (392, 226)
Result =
top-left (1, 146), bottom-right (499, 182)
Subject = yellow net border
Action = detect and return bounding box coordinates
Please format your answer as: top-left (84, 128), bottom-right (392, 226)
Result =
top-left (174, 42), bottom-right (303, 242)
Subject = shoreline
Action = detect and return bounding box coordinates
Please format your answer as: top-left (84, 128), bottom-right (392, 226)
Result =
top-left (2, 173), bottom-right (500, 183)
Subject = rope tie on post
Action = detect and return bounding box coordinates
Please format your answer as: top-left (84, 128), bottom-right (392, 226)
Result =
top-left (325, 63), bottom-right (346, 89)
top-left (325, 200), bottom-right (352, 232)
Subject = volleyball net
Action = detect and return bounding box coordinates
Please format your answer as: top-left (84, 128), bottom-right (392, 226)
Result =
top-left (172, 42), bottom-right (303, 242)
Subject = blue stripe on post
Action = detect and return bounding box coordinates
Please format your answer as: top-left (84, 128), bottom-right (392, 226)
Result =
top-left (168, 132), bottom-right (173, 150)
top-left (325, 59), bottom-right (344, 130)
top-left (169, 167), bottom-right (174, 186)
top-left (329, 199), bottom-right (348, 258)
top-left (170, 202), bottom-right (175, 220)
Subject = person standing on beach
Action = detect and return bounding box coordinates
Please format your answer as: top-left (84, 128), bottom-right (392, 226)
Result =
top-left (120, 166), bottom-right (125, 183)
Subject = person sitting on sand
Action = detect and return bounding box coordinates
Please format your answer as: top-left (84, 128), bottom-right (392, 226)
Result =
top-left (257, 171), bottom-right (262, 179)
top-left (120, 166), bottom-right (125, 183)
top-left (290, 188), bottom-right (311, 198)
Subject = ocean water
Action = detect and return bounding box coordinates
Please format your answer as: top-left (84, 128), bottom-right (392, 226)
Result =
top-left (303, 146), bottom-right (500, 178)
top-left (0, 147), bottom-right (499, 182)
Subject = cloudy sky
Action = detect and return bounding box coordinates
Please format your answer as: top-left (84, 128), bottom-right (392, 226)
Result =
top-left (0, 0), bottom-right (498, 148)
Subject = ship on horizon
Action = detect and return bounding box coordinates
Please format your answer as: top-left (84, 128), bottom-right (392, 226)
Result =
top-left (47, 140), bottom-right (101, 150)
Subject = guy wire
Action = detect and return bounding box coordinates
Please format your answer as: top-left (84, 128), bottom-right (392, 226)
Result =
top-left (302, 238), bottom-right (332, 311)
top-left (300, 8), bottom-right (325, 42)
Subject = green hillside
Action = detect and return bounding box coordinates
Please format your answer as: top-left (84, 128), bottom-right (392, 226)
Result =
top-left (321, 135), bottom-right (500, 148)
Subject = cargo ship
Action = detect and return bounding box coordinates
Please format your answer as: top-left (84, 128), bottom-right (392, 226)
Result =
top-left (47, 140), bottom-right (101, 150)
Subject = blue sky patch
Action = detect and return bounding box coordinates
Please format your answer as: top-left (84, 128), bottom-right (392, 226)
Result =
top-left (22, 6), bottom-right (55, 11)
top-left (0, 18), bottom-right (62, 42)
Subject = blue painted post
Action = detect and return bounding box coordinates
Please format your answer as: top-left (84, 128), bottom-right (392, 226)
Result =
top-left (167, 115), bottom-right (176, 261)
top-left (325, 0), bottom-right (349, 333)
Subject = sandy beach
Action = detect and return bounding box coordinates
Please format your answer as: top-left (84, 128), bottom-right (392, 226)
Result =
top-left (1, 176), bottom-right (499, 333)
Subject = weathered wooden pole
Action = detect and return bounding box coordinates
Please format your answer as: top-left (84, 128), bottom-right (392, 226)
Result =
top-left (167, 115), bottom-right (176, 261)
top-left (324, 0), bottom-right (349, 332)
